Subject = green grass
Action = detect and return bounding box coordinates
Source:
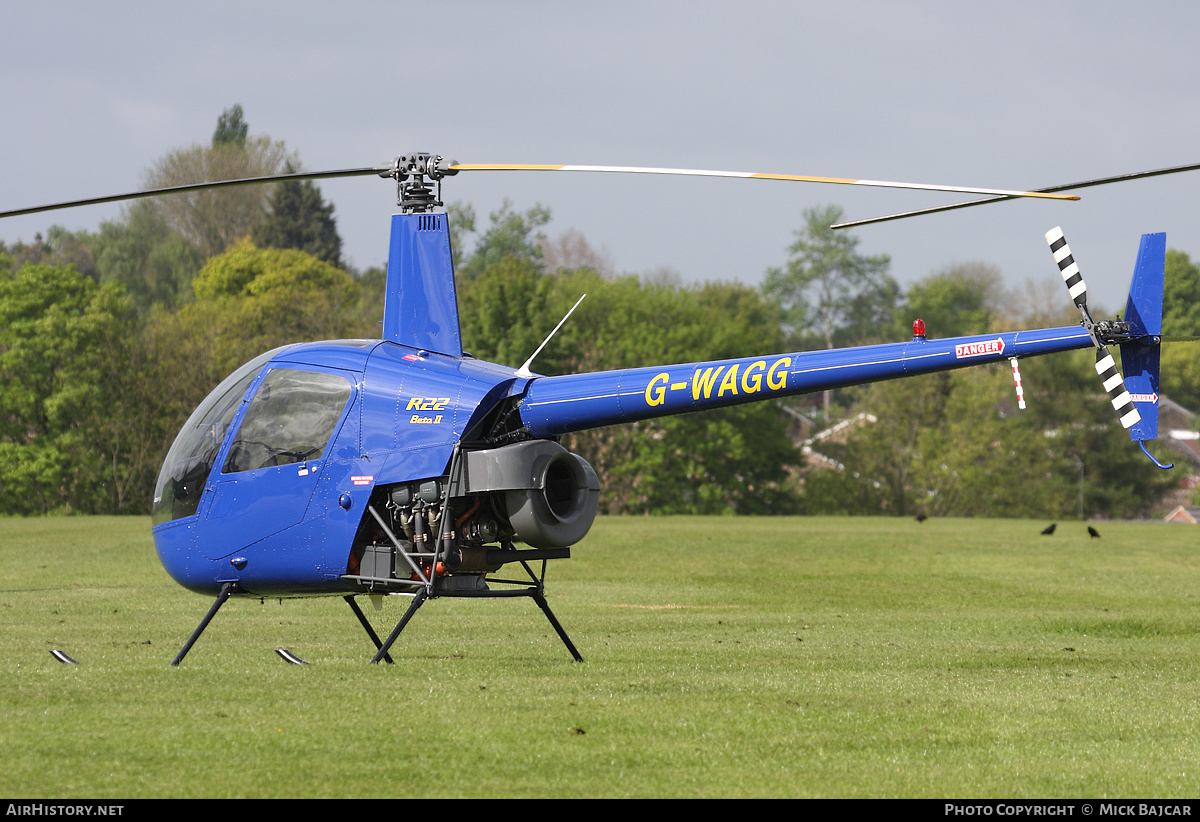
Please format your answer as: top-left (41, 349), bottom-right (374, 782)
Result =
top-left (2, 515), bottom-right (1199, 797)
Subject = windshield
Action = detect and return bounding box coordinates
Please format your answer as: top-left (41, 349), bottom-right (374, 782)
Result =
top-left (151, 348), bottom-right (283, 526)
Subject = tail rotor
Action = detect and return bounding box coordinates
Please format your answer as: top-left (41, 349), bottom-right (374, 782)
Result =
top-left (1043, 227), bottom-right (1180, 469)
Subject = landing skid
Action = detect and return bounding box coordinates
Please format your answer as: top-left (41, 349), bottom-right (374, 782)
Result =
top-left (169, 564), bottom-right (583, 665)
top-left (346, 559), bottom-right (584, 663)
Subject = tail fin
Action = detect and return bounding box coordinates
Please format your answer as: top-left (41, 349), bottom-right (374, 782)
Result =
top-left (1119, 232), bottom-right (1166, 443)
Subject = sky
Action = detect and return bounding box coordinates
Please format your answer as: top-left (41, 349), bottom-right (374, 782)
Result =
top-left (3, 1), bottom-right (1200, 317)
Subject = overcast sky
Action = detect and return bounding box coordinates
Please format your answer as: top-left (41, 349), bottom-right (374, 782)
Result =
top-left (4, 1), bottom-right (1199, 317)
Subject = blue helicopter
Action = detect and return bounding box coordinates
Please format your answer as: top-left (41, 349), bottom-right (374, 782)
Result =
top-left (3, 153), bottom-right (1185, 665)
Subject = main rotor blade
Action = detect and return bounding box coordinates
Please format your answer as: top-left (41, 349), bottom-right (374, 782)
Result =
top-left (450, 164), bottom-right (1080, 201)
top-left (0, 166), bottom-right (389, 220)
top-left (832, 160), bottom-right (1200, 230)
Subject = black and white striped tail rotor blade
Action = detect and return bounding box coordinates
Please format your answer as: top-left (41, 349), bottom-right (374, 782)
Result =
top-left (1045, 226), bottom-right (1090, 316)
top-left (1095, 349), bottom-right (1141, 430)
top-left (1046, 226), bottom-right (1140, 431)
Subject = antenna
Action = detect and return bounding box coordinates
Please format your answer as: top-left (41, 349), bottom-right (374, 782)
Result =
top-left (517, 294), bottom-right (586, 378)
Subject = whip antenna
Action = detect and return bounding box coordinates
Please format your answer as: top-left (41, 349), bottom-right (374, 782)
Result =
top-left (517, 294), bottom-right (587, 378)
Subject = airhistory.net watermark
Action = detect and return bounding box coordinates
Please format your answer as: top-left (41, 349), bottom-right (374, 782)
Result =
top-left (6, 806), bottom-right (123, 817)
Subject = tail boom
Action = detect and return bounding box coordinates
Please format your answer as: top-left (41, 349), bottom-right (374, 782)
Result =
top-left (518, 325), bottom-right (1092, 437)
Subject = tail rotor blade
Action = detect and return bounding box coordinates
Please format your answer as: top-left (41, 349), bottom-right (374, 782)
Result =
top-left (1046, 226), bottom-right (1140, 431)
top-left (1045, 226), bottom-right (1090, 316)
top-left (1096, 349), bottom-right (1142, 429)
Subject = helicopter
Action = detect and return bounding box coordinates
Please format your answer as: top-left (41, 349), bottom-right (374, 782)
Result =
top-left (2, 152), bottom-right (1188, 665)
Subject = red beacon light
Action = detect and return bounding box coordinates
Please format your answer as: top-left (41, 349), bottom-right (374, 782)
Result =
top-left (913, 318), bottom-right (926, 341)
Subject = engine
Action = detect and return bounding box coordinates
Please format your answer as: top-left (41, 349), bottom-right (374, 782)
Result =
top-left (351, 440), bottom-right (600, 586)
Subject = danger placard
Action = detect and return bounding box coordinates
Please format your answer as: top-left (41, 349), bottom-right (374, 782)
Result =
top-left (1129, 392), bottom-right (1159, 403)
top-left (955, 338), bottom-right (1005, 359)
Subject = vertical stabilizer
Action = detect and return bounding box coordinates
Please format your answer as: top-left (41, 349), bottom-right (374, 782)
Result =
top-left (382, 213), bottom-right (463, 357)
top-left (1120, 232), bottom-right (1166, 442)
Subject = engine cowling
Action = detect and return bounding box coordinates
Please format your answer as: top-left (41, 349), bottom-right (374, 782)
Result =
top-left (461, 440), bottom-right (600, 548)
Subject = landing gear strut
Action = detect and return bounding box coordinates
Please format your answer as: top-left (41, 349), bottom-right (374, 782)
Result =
top-left (348, 557), bottom-right (584, 664)
top-left (171, 582), bottom-right (238, 666)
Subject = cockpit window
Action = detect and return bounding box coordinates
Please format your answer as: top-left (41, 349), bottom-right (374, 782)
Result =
top-left (221, 369), bottom-right (353, 474)
top-left (151, 348), bottom-right (282, 526)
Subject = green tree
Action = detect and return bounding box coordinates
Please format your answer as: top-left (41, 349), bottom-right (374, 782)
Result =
top-left (213, 104), bottom-right (249, 147)
top-left (143, 108), bottom-right (295, 259)
top-left (92, 201), bottom-right (204, 313)
top-left (763, 204), bottom-right (897, 420)
top-left (0, 263), bottom-right (138, 513)
top-left (1159, 249), bottom-right (1200, 410)
top-left (912, 366), bottom-right (1066, 518)
top-left (900, 261), bottom-right (1002, 339)
top-left (252, 167), bottom-right (343, 267)
top-left (0, 227), bottom-right (101, 282)
top-left (455, 200), bottom-right (551, 282)
top-left (763, 204), bottom-right (896, 349)
top-left (459, 260), bottom-right (800, 514)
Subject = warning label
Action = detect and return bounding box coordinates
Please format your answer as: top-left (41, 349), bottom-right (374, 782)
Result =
top-left (955, 338), bottom-right (1005, 359)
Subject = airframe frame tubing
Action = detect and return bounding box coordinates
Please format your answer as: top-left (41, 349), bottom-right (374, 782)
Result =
top-left (367, 504), bottom-right (429, 585)
top-left (371, 589), bottom-right (429, 663)
top-left (344, 595), bottom-right (394, 664)
top-left (171, 582), bottom-right (236, 666)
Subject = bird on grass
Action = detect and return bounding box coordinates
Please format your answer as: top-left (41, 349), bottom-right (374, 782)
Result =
top-left (1088, 526), bottom-right (1101, 538)
top-left (1041, 523), bottom-right (1057, 535)
top-left (915, 513), bottom-right (927, 523)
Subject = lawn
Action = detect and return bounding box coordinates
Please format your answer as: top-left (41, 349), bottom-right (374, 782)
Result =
top-left (1, 515), bottom-right (1197, 798)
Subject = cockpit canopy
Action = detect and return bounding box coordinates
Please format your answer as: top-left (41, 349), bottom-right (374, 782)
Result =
top-left (151, 348), bottom-right (353, 527)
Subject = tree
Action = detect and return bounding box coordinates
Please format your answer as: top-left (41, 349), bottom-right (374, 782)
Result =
top-left (213, 104), bottom-right (249, 147)
top-left (458, 260), bottom-right (800, 514)
top-left (142, 107), bottom-right (295, 259)
top-left (0, 263), bottom-right (138, 513)
top-left (252, 170), bottom-right (344, 268)
top-left (764, 204), bottom-right (896, 348)
top-left (899, 261), bottom-right (1003, 338)
top-left (763, 204), bottom-right (897, 418)
top-left (0, 227), bottom-right (101, 282)
top-left (92, 201), bottom-right (204, 313)
top-left (541, 227), bottom-right (613, 277)
top-left (151, 240), bottom-right (367, 390)
top-left (1159, 249), bottom-right (1200, 410)
top-left (455, 200), bottom-right (551, 282)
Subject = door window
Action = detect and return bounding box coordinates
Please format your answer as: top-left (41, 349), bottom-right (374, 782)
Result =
top-left (221, 368), bottom-right (353, 475)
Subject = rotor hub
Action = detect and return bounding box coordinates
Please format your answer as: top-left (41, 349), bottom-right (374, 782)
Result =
top-left (380, 152), bottom-right (459, 213)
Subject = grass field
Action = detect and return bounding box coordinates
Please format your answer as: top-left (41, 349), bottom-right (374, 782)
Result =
top-left (2, 514), bottom-right (1199, 798)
